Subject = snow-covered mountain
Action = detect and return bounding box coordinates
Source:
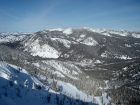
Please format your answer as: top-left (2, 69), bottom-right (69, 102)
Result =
top-left (20, 28), bottom-right (140, 62)
top-left (0, 27), bottom-right (140, 105)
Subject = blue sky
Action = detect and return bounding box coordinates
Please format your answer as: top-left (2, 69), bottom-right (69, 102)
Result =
top-left (0, 0), bottom-right (140, 32)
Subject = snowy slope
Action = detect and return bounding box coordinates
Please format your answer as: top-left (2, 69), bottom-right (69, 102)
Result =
top-left (0, 62), bottom-right (97, 105)
top-left (24, 38), bottom-right (60, 58)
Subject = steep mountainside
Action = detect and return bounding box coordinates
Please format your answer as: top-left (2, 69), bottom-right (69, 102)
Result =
top-left (0, 62), bottom-right (96, 105)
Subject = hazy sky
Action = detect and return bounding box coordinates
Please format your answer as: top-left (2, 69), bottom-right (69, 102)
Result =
top-left (0, 0), bottom-right (140, 32)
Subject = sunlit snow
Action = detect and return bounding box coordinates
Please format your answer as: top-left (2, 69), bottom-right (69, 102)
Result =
top-left (24, 39), bottom-right (60, 58)
top-left (82, 37), bottom-right (98, 46)
top-left (63, 28), bottom-right (73, 35)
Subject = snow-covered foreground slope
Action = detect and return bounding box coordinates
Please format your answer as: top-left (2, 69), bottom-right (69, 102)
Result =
top-left (0, 62), bottom-right (98, 105)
